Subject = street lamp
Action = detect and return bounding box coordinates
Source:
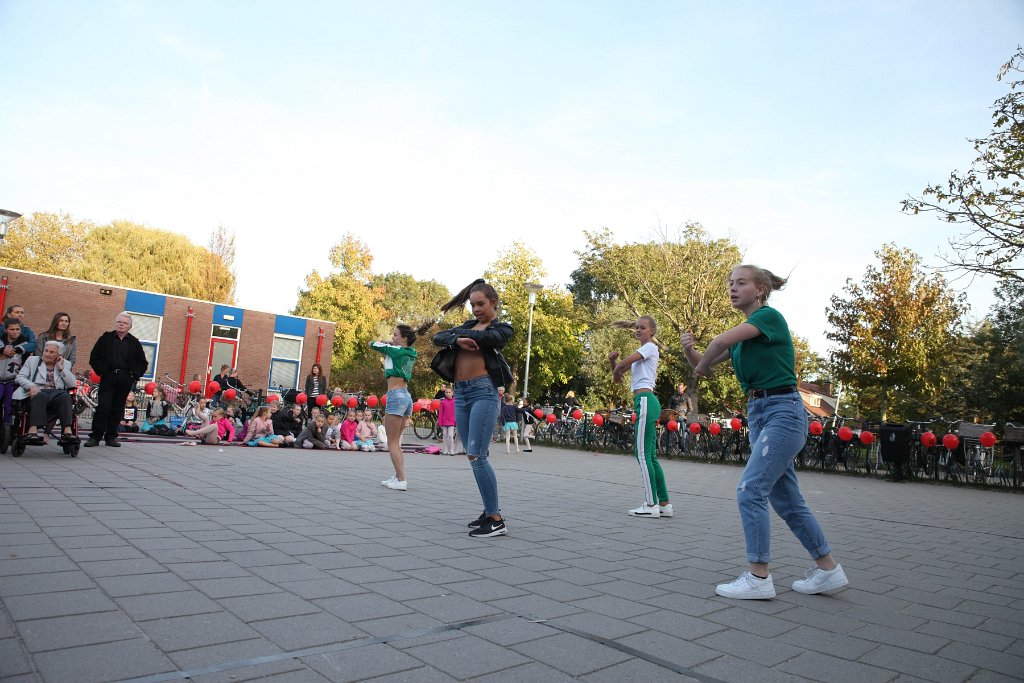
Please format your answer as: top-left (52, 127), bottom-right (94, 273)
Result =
top-left (0, 209), bottom-right (20, 244)
top-left (522, 282), bottom-right (543, 402)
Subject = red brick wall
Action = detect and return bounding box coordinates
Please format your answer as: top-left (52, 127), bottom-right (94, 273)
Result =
top-left (0, 268), bottom-right (335, 395)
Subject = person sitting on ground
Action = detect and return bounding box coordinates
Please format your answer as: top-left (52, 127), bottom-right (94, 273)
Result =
top-left (339, 409), bottom-right (358, 450)
top-left (323, 412), bottom-right (342, 449)
top-left (13, 340), bottom-right (77, 444)
top-left (141, 386), bottom-right (170, 433)
top-left (119, 391), bottom-right (140, 433)
top-left (296, 412), bottom-right (327, 449)
top-left (195, 397), bottom-right (212, 424)
top-left (355, 409), bottom-right (376, 452)
top-left (272, 403), bottom-right (303, 442)
top-left (186, 407), bottom-right (234, 445)
top-left (0, 318), bottom-right (28, 434)
top-left (35, 312), bottom-right (77, 368)
top-left (245, 406), bottom-right (285, 447)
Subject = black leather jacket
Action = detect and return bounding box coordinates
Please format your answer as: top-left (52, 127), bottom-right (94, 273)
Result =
top-left (431, 320), bottom-right (514, 388)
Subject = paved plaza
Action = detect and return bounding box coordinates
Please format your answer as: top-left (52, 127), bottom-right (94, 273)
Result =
top-left (1, 436), bottom-right (1022, 683)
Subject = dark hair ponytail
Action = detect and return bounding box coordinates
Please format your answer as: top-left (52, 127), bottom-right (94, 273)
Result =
top-left (396, 321), bottom-right (435, 346)
top-left (440, 279), bottom-right (499, 315)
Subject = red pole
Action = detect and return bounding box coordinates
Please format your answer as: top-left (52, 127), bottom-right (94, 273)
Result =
top-left (179, 306), bottom-right (194, 385)
top-left (315, 327), bottom-right (324, 364)
top-left (0, 276), bottom-right (7, 318)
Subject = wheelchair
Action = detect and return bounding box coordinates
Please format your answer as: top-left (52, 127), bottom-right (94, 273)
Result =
top-left (1, 389), bottom-right (81, 458)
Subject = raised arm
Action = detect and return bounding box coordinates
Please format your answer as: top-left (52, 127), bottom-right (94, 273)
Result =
top-left (687, 323), bottom-right (762, 378)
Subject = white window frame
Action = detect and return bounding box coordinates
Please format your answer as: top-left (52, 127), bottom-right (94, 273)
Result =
top-left (127, 312), bottom-right (163, 381)
top-left (269, 333), bottom-right (304, 390)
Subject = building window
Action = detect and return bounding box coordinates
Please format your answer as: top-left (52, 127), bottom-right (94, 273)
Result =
top-left (809, 395), bottom-right (821, 408)
top-left (269, 334), bottom-right (303, 390)
top-left (128, 312), bottom-right (162, 380)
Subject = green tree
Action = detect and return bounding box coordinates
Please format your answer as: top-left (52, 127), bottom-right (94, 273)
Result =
top-left (569, 225), bottom-right (746, 413)
top-left (792, 333), bottom-right (828, 383)
top-left (958, 279), bottom-right (1024, 426)
top-left (293, 235), bottom-right (383, 380)
top-left (902, 48), bottom-right (1024, 282)
top-left (826, 244), bottom-right (967, 421)
top-left (199, 224), bottom-right (237, 304)
top-left (0, 212), bottom-right (92, 272)
top-left (77, 221), bottom-right (236, 303)
top-left (483, 243), bottom-right (586, 398)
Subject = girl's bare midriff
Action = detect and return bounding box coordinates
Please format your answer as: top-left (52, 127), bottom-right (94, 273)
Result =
top-left (387, 376), bottom-right (407, 391)
top-left (455, 349), bottom-right (488, 382)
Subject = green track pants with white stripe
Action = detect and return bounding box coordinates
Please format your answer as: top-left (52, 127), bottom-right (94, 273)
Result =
top-left (633, 391), bottom-right (668, 505)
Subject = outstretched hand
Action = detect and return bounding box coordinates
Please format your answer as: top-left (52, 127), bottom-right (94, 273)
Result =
top-left (680, 331), bottom-right (695, 350)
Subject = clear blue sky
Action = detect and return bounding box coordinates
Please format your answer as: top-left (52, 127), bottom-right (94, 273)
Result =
top-left (2, 1), bottom-right (1021, 353)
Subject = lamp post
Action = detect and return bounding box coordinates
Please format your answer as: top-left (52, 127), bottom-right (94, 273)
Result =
top-left (521, 283), bottom-right (543, 402)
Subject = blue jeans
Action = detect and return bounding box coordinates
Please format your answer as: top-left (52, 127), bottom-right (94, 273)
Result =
top-left (455, 376), bottom-right (501, 516)
top-left (739, 392), bottom-right (831, 564)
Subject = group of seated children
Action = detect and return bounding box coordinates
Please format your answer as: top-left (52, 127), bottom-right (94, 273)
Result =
top-left (300, 408), bottom-right (379, 451)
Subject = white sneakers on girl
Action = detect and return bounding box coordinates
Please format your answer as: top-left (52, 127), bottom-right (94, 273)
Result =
top-left (715, 572), bottom-right (776, 599)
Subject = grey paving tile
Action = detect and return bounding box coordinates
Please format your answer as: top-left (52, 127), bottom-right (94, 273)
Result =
top-left (471, 661), bottom-right (584, 682)
top-left (278, 576), bottom-right (366, 599)
top-left (18, 611), bottom-right (143, 652)
top-left (250, 611), bottom-right (367, 649)
top-left (512, 632), bottom-right (632, 675)
top-left (94, 571), bottom-right (192, 597)
top-left (4, 588), bottom-right (118, 621)
top-left (0, 637), bottom-right (34, 677)
top-left (405, 593), bottom-right (503, 622)
top-left (937, 640), bottom-right (1024, 678)
top-left (138, 611), bottom-right (260, 651)
top-left (32, 637), bottom-right (175, 683)
top-left (404, 634), bottom-right (531, 679)
top-left (115, 590), bottom-right (223, 621)
top-left (582, 657), bottom-right (703, 682)
top-left (314, 592), bottom-right (414, 621)
top-left (777, 650), bottom-right (903, 683)
top-left (189, 576), bottom-right (280, 598)
top-left (859, 643), bottom-right (979, 682)
top-left (165, 560), bottom-right (252, 580)
top-left (302, 642), bottom-right (423, 681)
top-left (691, 653), bottom-right (809, 683)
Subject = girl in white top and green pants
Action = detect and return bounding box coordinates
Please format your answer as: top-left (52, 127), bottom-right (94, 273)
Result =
top-left (609, 316), bottom-right (672, 519)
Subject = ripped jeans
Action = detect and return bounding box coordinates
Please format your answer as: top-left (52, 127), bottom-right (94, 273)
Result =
top-left (454, 376), bottom-right (501, 516)
top-left (738, 392), bottom-right (831, 564)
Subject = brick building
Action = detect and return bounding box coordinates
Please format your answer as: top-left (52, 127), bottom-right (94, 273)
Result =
top-left (0, 267), bottom-right (335, 392)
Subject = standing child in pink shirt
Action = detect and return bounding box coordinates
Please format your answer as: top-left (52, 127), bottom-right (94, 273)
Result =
top-left (438, 386), bottom-right (456, 455)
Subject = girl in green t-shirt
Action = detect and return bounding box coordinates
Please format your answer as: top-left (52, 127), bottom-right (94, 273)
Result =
top-left (682, 264), bottom-right (848, 600)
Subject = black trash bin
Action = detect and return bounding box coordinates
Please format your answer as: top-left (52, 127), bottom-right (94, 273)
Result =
top-left (880, 423), bottom-right (911, 481)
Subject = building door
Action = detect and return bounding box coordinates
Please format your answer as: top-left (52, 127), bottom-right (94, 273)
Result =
top-left (207, 339), bottom-right (238, 384)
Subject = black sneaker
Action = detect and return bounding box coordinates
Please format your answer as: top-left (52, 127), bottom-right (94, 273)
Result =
top-left (468, 512), bottom-right (488, 528)
top-left (469, 518), bottom-right (506, 537)
top-left (106, 438), bottom-right (121, 447)
top-left (84, 438), bottom-right (100, 447)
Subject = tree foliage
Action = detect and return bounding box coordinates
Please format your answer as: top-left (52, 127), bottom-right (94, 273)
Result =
top-left (569, 225), bottom-right (746, 412)
top-left (826, 244), bottom-right (967, 421)
top-left (902, 47), bottom-right (1024, 282)
top-left (0, 213), bottom-right (237, 303)
top-left (292, 235), bottom-right (383, 380)
top-left (483, 243), bottom-right (585, 398)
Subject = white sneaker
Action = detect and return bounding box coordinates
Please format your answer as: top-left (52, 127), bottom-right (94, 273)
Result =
top-left (792, 564), bottom-right (849, 594)
top-left (385, 479), bottom-right (407, 491)
top-left (716, 572), bottom-right (776, 599)
top-left (628, 503), bottom-right (660, 518)
top-left (381, 476), bottom-right (396, 487)
top-left (658, 503), bottom-right (673, 518)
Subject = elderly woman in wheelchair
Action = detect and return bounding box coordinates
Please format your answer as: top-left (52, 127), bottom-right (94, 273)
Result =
top-left (13, 340), bottom-right (79, 448)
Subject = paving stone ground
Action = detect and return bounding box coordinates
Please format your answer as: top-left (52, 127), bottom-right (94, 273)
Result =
top-left (1, 435), bottom-right (1021, 682)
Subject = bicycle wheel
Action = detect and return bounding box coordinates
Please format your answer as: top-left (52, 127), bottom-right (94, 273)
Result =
top-left (412, 412), bottom-right (436, 439)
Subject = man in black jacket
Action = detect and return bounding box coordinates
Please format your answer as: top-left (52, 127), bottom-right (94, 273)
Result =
top-left (85, 312), bottom-right (149, 447)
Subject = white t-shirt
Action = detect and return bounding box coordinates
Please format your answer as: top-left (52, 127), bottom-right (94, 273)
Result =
top-left (631, 342), bottom-right (659, 392)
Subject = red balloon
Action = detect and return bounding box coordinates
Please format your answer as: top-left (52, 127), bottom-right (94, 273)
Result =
top-left (89, 369), bottom-right (101, 384)
top-left (838, 426), bottom-right (853, 442)
top-left (730, 417), bottom-right (742, 430)
top-left (942, 433), bottom-right (960, 450)
top-left (689, 422), bottom-right (701, 434)
top-left (413, 403), bottom-right (421, 412)
top-left (809, 420), bottom-right (823, 436)
top-left (295, 392), bottom-right (308, 404)
top-left (380, 394), bottom-right (387, 406)
top-left (267, 394), bottom-right (280, 403)
top-left (859, 430), bottom-right (875, 445)
top-left (546, 413), bottom-right (556, 423)
top-left (366, 394), bottom-right (379, 408)
top-left (572, 409), bottom-right (583, 420)
top-left (315, 394), bottom-right (328, 406)
top-left (223, 388), bottom-right (237, 402)
top-left (534, 408), bottom-right (544, 419)
top-left (980, 431), bottom-right (997, 448)
top-left (666, 419), bottom-right (679, 432)
top-left (631, 413), bottom-right (638, 424)
top-left (592, 413), bottom-right (604, 427)
top-left (188, 380), bottom-right (202, 394)
top-left (709, 422), bottom-right (722, 436)
top-left (144, 381), bottom-right (156, 395)
top-left (921, 431), bottom-right (937, 448)
top-left (331, 396), bottom-right (344, 407)
top-left (347, 396), bottom-right (358, 408)
top-left (431, 399), bottom-right (441, 412)
top-left (206, 381), bottom-right (221, 397)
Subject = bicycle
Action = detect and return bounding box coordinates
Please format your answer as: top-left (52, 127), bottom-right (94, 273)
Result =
top-left (958, 421), bottom-right (996, 485)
